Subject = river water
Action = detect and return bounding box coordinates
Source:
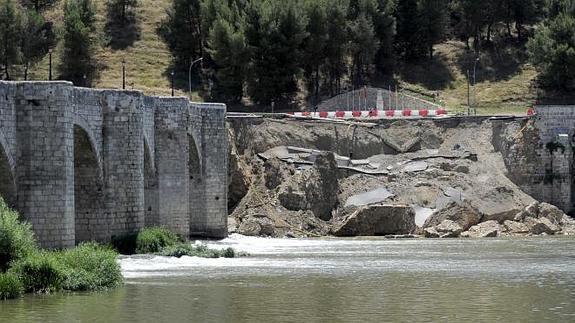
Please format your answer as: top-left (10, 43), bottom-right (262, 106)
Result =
top-left (1, 235), bottom-right (575, 322)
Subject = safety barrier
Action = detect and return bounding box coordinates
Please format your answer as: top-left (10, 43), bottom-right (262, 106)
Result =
top-left (287, 109), bottom-right (448, 119)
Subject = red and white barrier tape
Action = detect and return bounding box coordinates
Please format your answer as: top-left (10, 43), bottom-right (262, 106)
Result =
top-left (287, 109), bottom-right (448, 119)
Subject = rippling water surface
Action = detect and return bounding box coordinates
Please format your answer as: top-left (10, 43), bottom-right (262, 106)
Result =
top-left (2, 235), bottom-right (575, 322)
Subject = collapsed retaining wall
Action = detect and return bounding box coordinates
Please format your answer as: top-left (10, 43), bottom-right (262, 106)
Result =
top-left (0, 81), bottom-right (228, 248)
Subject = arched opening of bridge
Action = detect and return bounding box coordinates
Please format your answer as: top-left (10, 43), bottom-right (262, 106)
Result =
top-left (0, 142), bottom-right (16, 208)
top-left (144, 139), bottom-right (158, 227)
top-left (189, 134), bottom-right (203, 235)
top-left (74, 125), bottom-right (104, 244)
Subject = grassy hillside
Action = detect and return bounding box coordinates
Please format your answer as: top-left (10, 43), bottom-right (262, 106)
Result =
top-left (26, 0), bottom-right (536, 114)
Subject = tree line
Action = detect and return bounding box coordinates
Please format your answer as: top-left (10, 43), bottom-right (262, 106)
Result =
top-left (1, 0), bottom-right (574, 104)
top-left (0, 0), bottom-right (136, 86)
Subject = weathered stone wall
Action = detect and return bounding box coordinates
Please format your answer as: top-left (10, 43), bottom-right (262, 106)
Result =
top-left (0, 81), bottom-right (228, 248)
top-left (494, 106), bottom-right (575, 215)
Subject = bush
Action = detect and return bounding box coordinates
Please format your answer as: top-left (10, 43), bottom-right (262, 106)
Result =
top-left (57, 242), bottom-right (123, 291)
top-left (159, 243), bottom-right (236, 259)
top-left (0, 199), bottom-right (37, 271)
top-left (0, 272), bottom-right (23, 300)
top-left (9, 252), bottom-right (66, 293)
top-left (135, 227), bottom-right (181, 254)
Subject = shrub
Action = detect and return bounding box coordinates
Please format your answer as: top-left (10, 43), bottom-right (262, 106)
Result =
top-left (57, 242), bottom-right (123, 291)
top-left (0, 272), bottom-right (23, 300)
top-left (0, 199), bottom-right (37, 271)
top-left (9, 252), bottom-right (66, 293)
top-left (135, 227), bottom-right (181, 254)
top-left (159, 243), bottom-right (236, 259)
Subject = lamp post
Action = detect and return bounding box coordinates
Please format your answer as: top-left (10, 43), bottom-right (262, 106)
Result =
top-left (472, 57), bottom-right (480, 115)
top-left (188, 57), bottom-right (203, 96)
top-left (122, 58), bottom-right (126, 90)
top-left (48, 49), bottom-right (52, 81)
top-left (170, 70), bottom-right (175, 97)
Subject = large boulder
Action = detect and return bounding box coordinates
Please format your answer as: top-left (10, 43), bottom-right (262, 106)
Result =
top-left (423, 201), bottom-right (481, 231)
top-left (332, 205), bottom-right (416, 237)
top-left (278, 152), bottom-right (338, 221)
top-left (503, 220), bottom-right (529, 235)
top-left (264, 157), bottom-right (295, 190)
top-left (461, 220), bottom-right (502, 238)
top-left (538, 202), bottom-right (565, 224)
top-left (524, 217), bottom-right (561, 235)
top-left (434, 220), bottom-right (463, 238)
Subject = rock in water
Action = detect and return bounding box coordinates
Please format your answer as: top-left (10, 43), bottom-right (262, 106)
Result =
top-left (332, 205), bottom-right (416, 237)
top-left (461, 221), bottom-right (502, 238)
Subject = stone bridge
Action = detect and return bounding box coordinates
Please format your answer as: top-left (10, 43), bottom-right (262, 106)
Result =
top-left (0, 81), bottom-right (227, 248)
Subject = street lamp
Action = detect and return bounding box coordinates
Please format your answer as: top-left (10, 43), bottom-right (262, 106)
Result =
top-left (170, 70), bottom-right (175, 97)
top-left (188, 57), bottom-right (203, 96)
top-left (473, 57), bottom-right (480, 115)
top-left (122, 58), bottom-right (126, 90)
top-left (48, 48), bottom-right (52, 81)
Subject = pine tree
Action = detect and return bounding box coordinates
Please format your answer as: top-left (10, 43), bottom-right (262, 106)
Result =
top-left (108, 0), bottom-right (138, 23)
top-left (528, 10), bottom-right (575, 90)
top-left (20, 0), bottom-right (57, 12)
top-left (324, 1), bottom-right (348, 95)
top-left (395, 0), bottom-right (425, 60)
top-left (59, 0), bottom-right (96, 86)
top-left (373, 0), bottom-right (395, 76)
top-left (0, 0), bottom-right (21, 80)
top-left (157, 0), bottom-right (202, 70)
top-left (245, 1), bottom-right (306, 106)
top-left (348, 12), bottom-right (379, 86)
top-left (206, 17), bottom-right (247, 103)
top-left (20, 9), bottom-right (55, 80)
top-left (302, 2), bottom-right (328, 104)
top-left (419, 0), bottom-right (448, 59)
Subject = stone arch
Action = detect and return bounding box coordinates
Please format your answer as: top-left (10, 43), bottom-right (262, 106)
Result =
top-left (73, 116), bottom-right (103, 177)
top-left (143, 136), bottom-right (158, 227)
top-left (189, 133), bottom-right (204, 235)
top-left (0, 131), bottom-right (16, 208)
top-left (74, 125), bottom-right (105, 243)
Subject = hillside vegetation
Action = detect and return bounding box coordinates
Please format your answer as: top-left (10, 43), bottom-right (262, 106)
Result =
top-left (2, 0), bottom-right (573, 114)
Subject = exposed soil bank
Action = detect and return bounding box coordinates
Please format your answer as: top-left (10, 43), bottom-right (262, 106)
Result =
top-left (227, 116), bottom-right (575, 238)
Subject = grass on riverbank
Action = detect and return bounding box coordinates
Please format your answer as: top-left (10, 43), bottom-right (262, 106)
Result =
top-left (0, 199), bottom-right (123, 300)
top-left (111, 227), bottom-right (238, 258)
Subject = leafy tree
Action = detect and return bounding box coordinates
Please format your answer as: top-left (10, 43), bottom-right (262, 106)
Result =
top-left (20, 9), bottom-right (55, 80)
top-left (59, 0), bottom-right (96, 86)
top-left (528, 11), bottom-right (575, 90)
top-left (0, 0), bottom-right (21, 80)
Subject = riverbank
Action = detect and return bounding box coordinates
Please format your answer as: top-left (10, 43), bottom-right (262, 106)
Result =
top-left (228, 116), bottom-right (575, 239)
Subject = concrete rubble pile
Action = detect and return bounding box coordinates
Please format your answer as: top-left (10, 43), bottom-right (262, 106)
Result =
top-left (227, 117), bottom-right (575, 238)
